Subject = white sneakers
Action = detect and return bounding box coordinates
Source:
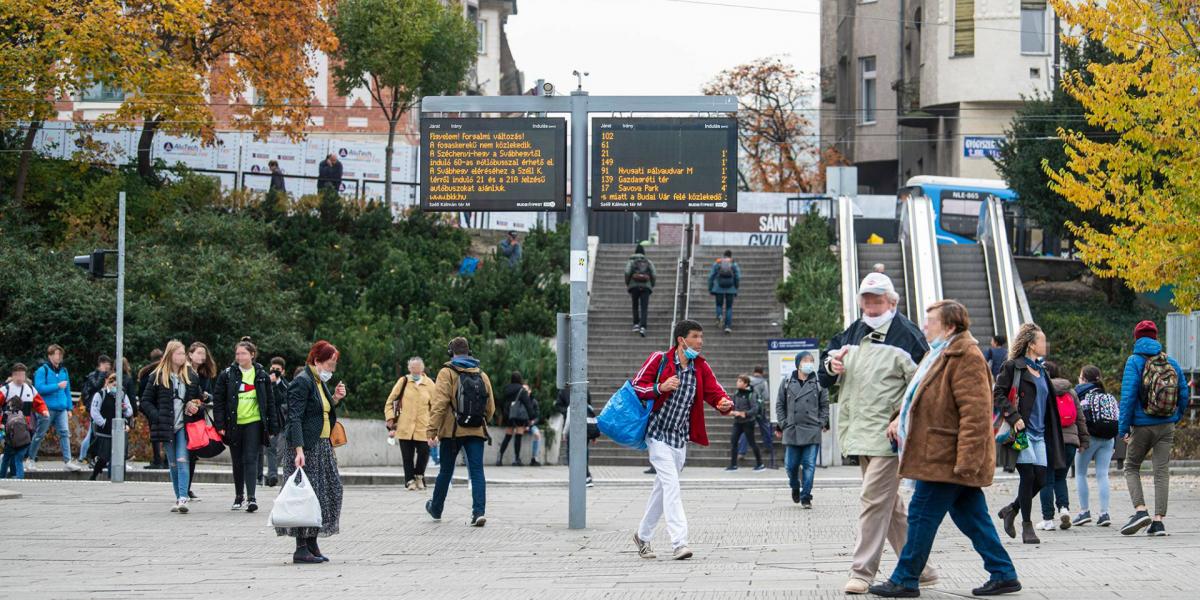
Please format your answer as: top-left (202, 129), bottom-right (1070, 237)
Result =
top-left (23, 459), bottom-right (36, 472)
top-left (64, 460), bottom-right (83, 472)
top-left (176, 498), bottom-right (190, 514)
top-left (844, 578), bottom-right (870, 594)
top-left (633, 533), bottom-right (656, 559)
top-left (1037, 519), bottom-right (1056, 531)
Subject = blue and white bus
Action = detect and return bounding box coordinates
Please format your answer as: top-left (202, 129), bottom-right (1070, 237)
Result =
top-left (900, 176), bottom-right (1017, 245)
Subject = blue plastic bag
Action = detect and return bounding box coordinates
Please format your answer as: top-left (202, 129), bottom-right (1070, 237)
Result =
top-left (597, 380), bottom-right (652, 450)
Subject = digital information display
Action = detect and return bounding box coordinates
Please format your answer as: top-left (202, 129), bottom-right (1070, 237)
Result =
top-left (592, 117), bottom-right (737, 212)
top-left (421, 118), bottom-right (566, 211)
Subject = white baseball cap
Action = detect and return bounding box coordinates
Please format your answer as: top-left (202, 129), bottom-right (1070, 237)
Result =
top-left (858, 272), bottom-right (896, 297)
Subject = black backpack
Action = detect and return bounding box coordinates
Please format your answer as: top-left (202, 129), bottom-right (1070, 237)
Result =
top-left (4, 408), bottom-right (31, 448)
top-left (453, 368), bottom-right (488, 428)
top-left (630, 257), bottom-right (652, 282)
top-left (717, 260), bottom-right (735, 287)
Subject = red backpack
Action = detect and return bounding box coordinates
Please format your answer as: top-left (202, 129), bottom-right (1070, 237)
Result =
top-left (1057, 392), bottom-right (1077, 427)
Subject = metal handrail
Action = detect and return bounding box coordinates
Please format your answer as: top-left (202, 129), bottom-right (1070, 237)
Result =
top-left (899, 193), bottom-right (942, 319)
top-left (978, 197), bottom-right (1026, 341)
top-left (837, 195), bottom-right (859, 329)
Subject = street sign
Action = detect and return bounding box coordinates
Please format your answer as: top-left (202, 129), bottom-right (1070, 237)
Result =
top-left (592, 117), bottom-right (737, 212)
top-left (420, 117), bottom-right (567, 212)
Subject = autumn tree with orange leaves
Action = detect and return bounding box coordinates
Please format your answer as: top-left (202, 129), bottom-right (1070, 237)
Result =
top-left (95, 0), bottom-right (338, 182)
top-left (704, 56), bottom-right (844, 193)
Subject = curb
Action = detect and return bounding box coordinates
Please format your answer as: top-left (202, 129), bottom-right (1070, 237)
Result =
top-left (0, 488), bottom-right (21, 500)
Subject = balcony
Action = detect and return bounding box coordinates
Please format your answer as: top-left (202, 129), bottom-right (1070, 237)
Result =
top-left (893, 78), bottom-right (935, 127)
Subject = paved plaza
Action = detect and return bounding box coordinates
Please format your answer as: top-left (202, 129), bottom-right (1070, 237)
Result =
top-left (2, 472), bottom-right (1197, 599)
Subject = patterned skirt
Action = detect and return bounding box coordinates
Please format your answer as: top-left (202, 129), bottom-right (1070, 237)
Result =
top-left (275, 438), bottom-right (343, 538)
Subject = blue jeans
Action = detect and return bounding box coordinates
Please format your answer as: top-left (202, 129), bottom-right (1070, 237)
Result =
top-left (785, 444), bottom-right (819, 502)
top-left (165, 428), bottom-right (190, 500)
top-left (79, 423), bottom-right (94, 461)
top-left (430, 444), bottom-right (440, 465)
top-left (714, 293), bottom-right (734, 328)
top-left (1075, 437), bottom-right (1115, 514)
top-left (530, 425), bottom-right (542, 462)
top-left (1040, 443), bottom-right (1077, 520)
top-left (30, 409), bottom-right (73, 463)
top-left (891, 481), bottom-right (1018, 589)
top-left (429, 437), bottom-right (486, 517)
top-left (1, 445), bottom-right (30, 479)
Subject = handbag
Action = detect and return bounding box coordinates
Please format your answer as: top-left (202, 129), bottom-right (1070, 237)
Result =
top-left (993, 363), bottom-right (1022, 446)
top-left (597, 354), bottom-right (667, 451)
top-left (330, 421), bottom-right (347, 448)
top-left (185, 411), bottom-right (226, 458)
top-left (267, 468), bottom-right (323, 528)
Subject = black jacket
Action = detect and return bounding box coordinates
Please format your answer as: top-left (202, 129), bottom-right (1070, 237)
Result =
top-left (269, 170), bottom-right (286, 192)
top-left (213, 362), bottom-right (276, 442)
top-left (286, 367), bottom-right (338, 450)
top-left (138, 368), bottom-right (204, 443)
top-left (271, 375), bottom-right (290, 432)
top-left (993, 358), bottom-right (1067, 470)
top-left (500, 383), bottom-right (537, 424)
top-left (318, 160), bottom-right (343, 190)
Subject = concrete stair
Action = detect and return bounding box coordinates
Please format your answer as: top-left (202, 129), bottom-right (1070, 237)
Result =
top-left (583, 244), bottom-right (786, 467)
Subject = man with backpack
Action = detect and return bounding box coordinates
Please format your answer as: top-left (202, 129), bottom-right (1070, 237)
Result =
top-left (708, 250), bottom-right (740, 334)
top-left (426, 337), bottom-right (496, 527)
top-left (625, 244), bottom-right (657, 337)
top-left (1, 363), bottom-right (47, 479)
top-left (1118, 320), bottom-right (1190, 537)
top-left (77, 354), bottom-right (112, 464)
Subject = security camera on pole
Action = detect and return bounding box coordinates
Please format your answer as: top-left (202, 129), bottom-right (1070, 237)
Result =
top-left (73, 191), bottom-right (128, 483)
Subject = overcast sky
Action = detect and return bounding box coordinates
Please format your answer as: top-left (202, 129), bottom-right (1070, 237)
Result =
top-left (506, 0), bottom-right (821, 97)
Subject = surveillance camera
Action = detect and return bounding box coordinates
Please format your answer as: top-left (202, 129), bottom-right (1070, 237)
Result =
top-left (542, 81), bottom-right (554, 96)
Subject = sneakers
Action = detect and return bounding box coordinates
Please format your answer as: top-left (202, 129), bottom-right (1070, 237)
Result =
top-left (801, 500), bottom-right (812, 509)
top-left (632, 324), bottom-right (641, 332)
top-left (188, 491), bottom-right (200, 501)
top-left (1072, 510), bottom-right (1093, 526)
top-left (844, 578), bottom-right (871, 594)
top-left (529, 459), bottom-right (542, 467)
top-left (1120, 510), bottom-right (1152, 535)
top-left (639, 327), bottom-right (646, 337)
top-left (753, 464), bottom-right (766, 472)
top-left (177, 498), bottom-right (189, 514)
top-left (23, 459), bottom-right (35, 472)
top-left (170, 502), bottom-right (180, 513)
top-left (972, 579), bottom-right (1022, 596)
top-left (633, 533), bottom-right (656, 559)
top-left (64, 460), bottom-right (83, 472)
top-left (586, 476), bottom-right (594, 488)
top-left (724, 466), bottom-right (738, 471)
top-left (406, 480), bottom-right (417, 491)
top-left (724, 327), bottom-right (732, 334)
top-left (1058, 506), bottom-right (1072, 529)
top-left (644, 466), bottom-right (656, 475)
top-left (1036, 519), bottom-right (1056, 531)
top-left (231, 499), bottom-right (244, 511)
top-left (511, 459), bottom-right (524, 467)
top-left (1096, 513), bottom-right (1112, 527)
top-left (867, 581), bottom-right (919, 598)
top-left (791, 487), bottom-right (800, 504)
top-left (672, 546), bottom-right (693, 560)
top-left (997, 505), bottom-right (1017, 539)
top-left (425, 500), bottom-right (441, 522)
top-left (470, 514), bottom-right (487, 527)
top-left (265, 476), bottom-right (279, 488)
top-left (414, 475), bottom-right (426, 490)
top-left (1147, 521), bottom-right (1166, 536)
top-left (246, 499), bottom-right (258, 514)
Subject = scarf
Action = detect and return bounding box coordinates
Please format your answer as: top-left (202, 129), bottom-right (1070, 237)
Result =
top-left (897, 334), bottom-right (957, 455)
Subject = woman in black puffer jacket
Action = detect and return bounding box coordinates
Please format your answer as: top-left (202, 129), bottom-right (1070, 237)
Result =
top-left (139, 340), bottom-right (205, 514)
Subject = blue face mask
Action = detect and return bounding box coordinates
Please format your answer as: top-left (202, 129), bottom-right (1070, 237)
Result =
top-left (682, 343), bottom-right (700, 360)
top-left (799, 362), bottom-right (817, 375)
top-left (411, 374), bottom-right (422, 382)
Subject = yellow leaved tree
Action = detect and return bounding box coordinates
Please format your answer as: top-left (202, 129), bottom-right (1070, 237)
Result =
top-left (1047, 0), bottom-right (1200, 310)
top-left (101, 0), bottom-right (338, 182)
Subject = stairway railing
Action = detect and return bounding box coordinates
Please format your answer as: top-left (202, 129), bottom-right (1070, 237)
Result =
top-left (837, 195), bottom-right (860, 329)
top-left (898, 190), bottom-right (942, 319)
top-left (977, 197), bottom-right (1029, 342)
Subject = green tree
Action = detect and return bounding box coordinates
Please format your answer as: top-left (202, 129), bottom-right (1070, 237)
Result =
top-left (777, 207), bottom-right (841, 343)
top-left (331, 0), bottom-right (477, 204)
top-left (993, 40), bottom-right (1116, 241)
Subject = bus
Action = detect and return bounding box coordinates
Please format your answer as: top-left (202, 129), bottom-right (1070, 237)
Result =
top-left (899, 176), bottom-right (1017, 245)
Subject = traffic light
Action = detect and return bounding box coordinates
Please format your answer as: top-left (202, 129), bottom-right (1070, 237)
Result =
top-left (73, 250), bottom-right (118, 279)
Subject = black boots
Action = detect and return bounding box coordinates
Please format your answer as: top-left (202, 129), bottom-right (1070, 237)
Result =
top-left (306, 537), bottom-right (329, 562)
top-left (997, 505), bottom-right (1017, 539)
top-left (1021, 521), bottom-right (1040, 544)
top-left (293, 537), bottom-right (324, 564)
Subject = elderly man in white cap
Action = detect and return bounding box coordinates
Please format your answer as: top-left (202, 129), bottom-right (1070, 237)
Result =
top-left (819, 272), bottom-right (938, 594)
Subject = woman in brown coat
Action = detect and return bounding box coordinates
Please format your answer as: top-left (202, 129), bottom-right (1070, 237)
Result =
top-left (871, 301), bottom-right (1020, 598)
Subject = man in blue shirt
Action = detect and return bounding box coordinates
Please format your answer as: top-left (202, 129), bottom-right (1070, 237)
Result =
top-left (1117, 320), bottom-right (1190, 537)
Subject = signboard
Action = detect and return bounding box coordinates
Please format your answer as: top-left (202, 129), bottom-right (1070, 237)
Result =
top-left (701, 212), bottom-right (804, 247)
top-left (420, 117), bottom-right (567, 212)
top-left (963, 135), bottom-right (1004, 159)
top-left (592, 117), bottom-right (736, 212)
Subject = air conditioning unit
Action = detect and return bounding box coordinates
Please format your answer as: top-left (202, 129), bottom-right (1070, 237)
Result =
top-left (1166, 312), bottom-right (1200, 372)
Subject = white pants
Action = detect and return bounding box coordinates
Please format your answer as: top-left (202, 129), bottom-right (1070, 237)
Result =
top-left (546, 413), bottom-right (565, 465)
top-left (638, 439), bottom-right (689, 549)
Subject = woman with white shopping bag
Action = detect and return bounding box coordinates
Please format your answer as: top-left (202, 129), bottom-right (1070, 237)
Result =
top-left (275, 340), bottom-right (346, 564)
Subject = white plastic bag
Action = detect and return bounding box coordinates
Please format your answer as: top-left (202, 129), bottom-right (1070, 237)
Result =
top-left (268, 468), bottom-right (323, 528)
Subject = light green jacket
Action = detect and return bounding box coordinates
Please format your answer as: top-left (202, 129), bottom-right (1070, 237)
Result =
top-left (828, 320), bottom-right (920, 456)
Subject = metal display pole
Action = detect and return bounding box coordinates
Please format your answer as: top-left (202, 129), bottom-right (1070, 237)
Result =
top-left (112, 191), bottom-right (127, 483)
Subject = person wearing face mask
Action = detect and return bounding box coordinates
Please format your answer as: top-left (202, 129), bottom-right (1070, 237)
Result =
top-left (869, 301), bottom-right (1020, 598)
top-left (775, 352), bottom-right (828, 508)
top-left (384, 357), bottom-right (435, 490)
top-left (819, 273), bottom-right (936, 595)
top-left (629, 319), bottom-right (735, 561)
top-left (992, 323), bottom-right (1067, 545)
top-left (279, 340), bottom-right (347, 564)
top-left (87, 372), bottom-right (133, 481)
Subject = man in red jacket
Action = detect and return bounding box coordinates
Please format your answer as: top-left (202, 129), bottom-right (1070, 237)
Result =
top-left (630, 319), bottom-right (734, 561)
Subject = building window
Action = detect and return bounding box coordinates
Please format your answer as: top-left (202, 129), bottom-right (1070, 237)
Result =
top-left (954, 0), bottom-right (975, 57)
top-left (79, 83), bottom-right (124, 102)
top-left (1021, 1), bottom-right (1048, 54)
top-left (859, 56), bottom-right (877, 125)
top-left (477, 19), bottom-right (487, 54)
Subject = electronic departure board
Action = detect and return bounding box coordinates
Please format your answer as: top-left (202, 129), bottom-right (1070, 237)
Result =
top-left (592, 117), bottom-right (737, 212)
top-left (421, 118), bottom-right (566, 211)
